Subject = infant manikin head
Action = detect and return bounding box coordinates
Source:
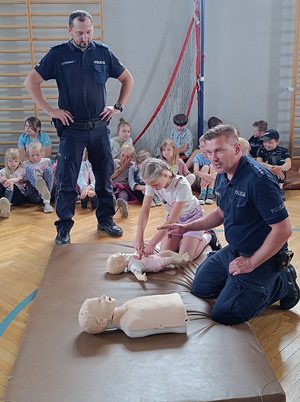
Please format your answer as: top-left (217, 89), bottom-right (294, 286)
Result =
top-left (106, 252), bottom-right (128, 274)
top-left (78, 295), bottom-right (116, 334)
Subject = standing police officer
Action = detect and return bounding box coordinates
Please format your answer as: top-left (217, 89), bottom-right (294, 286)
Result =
top-left (24, 10), bottom-right (134, 244)
top-left (160, 124), bottom-right (299, 325)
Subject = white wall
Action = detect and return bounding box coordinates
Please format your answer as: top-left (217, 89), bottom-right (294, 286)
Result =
top-left (0, 0), bottom-right (296, 156)
top-left (204, 0), bottom-right (295, 146)
top-left (104, 0), bottom-right (296, 147)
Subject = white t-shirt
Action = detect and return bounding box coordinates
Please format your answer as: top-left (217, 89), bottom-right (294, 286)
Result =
top-left (145, 175), bottom-right (198, 217)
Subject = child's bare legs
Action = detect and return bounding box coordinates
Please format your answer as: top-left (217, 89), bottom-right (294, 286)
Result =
top-left (179, 236), bottom-right (207, 261)
top-left (160, 235), bottom-right (182, 253)
top-left (198, 165), bottom-right (210, 204)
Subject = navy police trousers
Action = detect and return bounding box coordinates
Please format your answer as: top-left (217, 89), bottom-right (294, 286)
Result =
top-left (191, 245), bottom-right (289, 325)
top-left (55, 125), bottom-right (115, 233)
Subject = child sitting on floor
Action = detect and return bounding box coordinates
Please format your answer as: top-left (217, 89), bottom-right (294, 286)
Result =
top-left (110, 117), bottom-right (133, 159)
top-left (192, 137), bottom-right (216, 205)
top-left (169, 113), bottom-right (193, 162)
top-left (160, 139), bottom-right (195, 186)
top-left (77, 148), bottom-right (97, 209)
top-left (128, 149), bottom-right (161, 207)
top-left (112, 144), bottom-right (138, 218)
top-left (23, 142), bottom-right (54, 213)
top-left (186, 116), bottom-right (223, 170)
top-left (256, 129), bottom-right (291, 201)
top-left (0, 148), bottom-right (27, 218)
top-left (239, 137), bottom-right (250, 156)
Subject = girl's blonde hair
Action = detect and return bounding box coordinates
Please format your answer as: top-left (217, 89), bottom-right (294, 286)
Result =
top-left (238, 137), bottom-right (250, 155)
top-left (4, 148), bottom-right (23, 177)
top-left (136, 150), bottom-right (151, 165)
top-left (120, 144), bottom-right (135, 157)
top-left (117, 117), bottom-right (131, 131)
top-left (140, 157), bottom-right (175, 182)
top-left (27, 141), bottom-right (43, 154)
top-left (160, 139), bottom-right (179, 170)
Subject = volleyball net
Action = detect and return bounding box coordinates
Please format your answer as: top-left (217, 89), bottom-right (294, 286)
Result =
top-left (133, 11), bottom-right (200, 156)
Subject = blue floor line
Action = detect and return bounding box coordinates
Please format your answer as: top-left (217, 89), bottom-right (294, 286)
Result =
top-left (0, 289), bottom-right (38, 338)
top-left (1, 228), bottom-right (300, 338)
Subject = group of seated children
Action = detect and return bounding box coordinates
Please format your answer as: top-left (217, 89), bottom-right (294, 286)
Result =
top-left (1, 112), bottom-right (291, 220)
top-left (0, 144), bottom-right (53, 217)
top-left (247, 120), bottom-right (291, 200)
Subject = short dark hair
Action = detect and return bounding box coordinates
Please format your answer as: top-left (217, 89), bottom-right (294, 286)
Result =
top-left (207, 116), bottom-right (223, 129)
top-left (173, 114), bottom-right (188, 127)
top-left (69, 10), bottom-right (93, 28)
top-left (25, 116), bottom-right (41, 132)
top-left (252, 120), bottom-right (268, 133)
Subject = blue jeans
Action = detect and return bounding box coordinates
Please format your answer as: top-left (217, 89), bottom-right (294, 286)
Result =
top-left (55, 125), bottom-right (115, 233)
top-left (191, 245), bottom-right (289, 325)
top-left (26, 166), bottom-right (54, 203)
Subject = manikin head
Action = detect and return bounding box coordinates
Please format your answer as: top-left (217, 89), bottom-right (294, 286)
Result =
top-left (106, 252), bottom-right (128, 274)
top-left (78, 295), bottom-right (116, 334)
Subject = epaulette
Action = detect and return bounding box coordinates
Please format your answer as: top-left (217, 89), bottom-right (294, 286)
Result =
top-left (249, 160), bottom-right (267, 178)
top-left (93, 41), bottom-right (109, 51)
top-left (49, 42), bottom-right (68, 50)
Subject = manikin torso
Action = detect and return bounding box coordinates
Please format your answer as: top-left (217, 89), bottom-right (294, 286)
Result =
top-left (79, 293), bottom-right (188, 338)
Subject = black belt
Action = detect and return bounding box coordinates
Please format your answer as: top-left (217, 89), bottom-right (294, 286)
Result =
top-left (231, 250), bottom-right (254, 258)
top-left (69, 118), bottom-right (109, 130)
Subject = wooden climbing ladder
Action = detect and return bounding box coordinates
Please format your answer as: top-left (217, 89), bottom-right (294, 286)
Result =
top-left (289, 0), bottom-right (300, 160)
top-left (0, 0), bottom-right (104, 165)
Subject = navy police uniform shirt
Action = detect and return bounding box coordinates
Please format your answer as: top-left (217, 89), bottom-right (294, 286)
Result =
top-left (34, 40), bottom-right (125, 120)
top-left (215, 155), bottom-right (288, 255)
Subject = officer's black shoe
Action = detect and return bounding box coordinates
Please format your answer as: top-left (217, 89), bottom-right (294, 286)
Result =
top-left (81, 197), bottom-right (89, 209)
top-left (55, 231), bottom-right (71, 245)
top-left (206, 229), bottom-right (222, 251)
top-left (90, 196), bottom-right (97, 209)
top-left (280, 265), bottom-right (300, 310)
top-left (97, 222), bottom-right (123, 237)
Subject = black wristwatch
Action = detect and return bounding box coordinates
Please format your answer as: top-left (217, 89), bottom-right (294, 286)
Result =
top-left (114, 102), bottom-right (123, 112)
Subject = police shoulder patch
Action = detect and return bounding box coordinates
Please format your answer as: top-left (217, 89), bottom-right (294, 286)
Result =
top-left (248, 160), bottom-right (267, 178)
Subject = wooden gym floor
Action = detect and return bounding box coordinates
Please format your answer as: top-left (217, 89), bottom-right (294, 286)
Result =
top-left (0, 190), bottom-right (300, 401)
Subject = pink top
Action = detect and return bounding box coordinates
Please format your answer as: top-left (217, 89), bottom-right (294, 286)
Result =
top-left (128, 254), bottom-right (165, 272)
top-left (175, 159), bottom-right (190, 177)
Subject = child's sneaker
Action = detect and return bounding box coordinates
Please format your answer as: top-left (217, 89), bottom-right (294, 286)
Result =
top-left (198, 191), bottom-right (206, 205)
top-left (205, 229), bottom-right (222, 251)
top-left (36, 177), bottom-right (51, 200)
top-left (151, 198), bottom-right (156, 207)
top-left (205, 192), bottom-right (214, 204)
top-left (116, 198), bottom-right (128, 218)
top-left (153, 194), bottom-right (162, 206)
top-left (0, 197), bottom-right (11, 218)
top-left (113, 197), bottom-right (117, 209)
top-left (43, 202), bottom-right (53, 213)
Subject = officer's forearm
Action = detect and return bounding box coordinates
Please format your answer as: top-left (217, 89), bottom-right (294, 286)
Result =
top-left (24, 70), bottom-right (54, 116)
top-left (117, 69), bottom-right (134, 107)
